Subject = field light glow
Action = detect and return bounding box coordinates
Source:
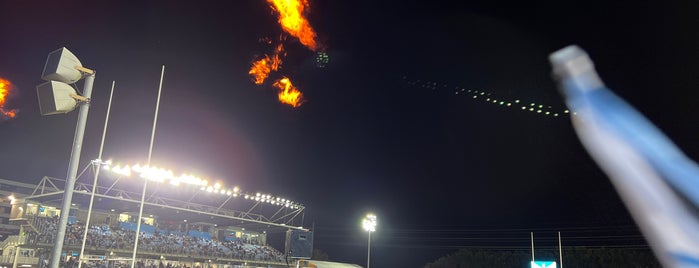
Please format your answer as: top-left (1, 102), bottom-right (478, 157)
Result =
top-left (101, 159), bottom-right (303, 209)
top-left (363, 214), bottom-right (377, 232)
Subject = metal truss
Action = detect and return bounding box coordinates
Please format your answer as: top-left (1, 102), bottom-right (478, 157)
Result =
top-left (25, 166), bottom-right (306, 231)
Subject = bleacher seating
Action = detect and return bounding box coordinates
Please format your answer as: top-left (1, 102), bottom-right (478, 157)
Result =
top-left (28, 216), bottom-right (284, 262)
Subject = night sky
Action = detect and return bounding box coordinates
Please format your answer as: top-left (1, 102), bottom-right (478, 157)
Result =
top-left (1, 0), bottom-right (698, 267)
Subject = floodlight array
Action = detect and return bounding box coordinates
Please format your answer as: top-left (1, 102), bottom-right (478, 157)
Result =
top-left (97, 159), bottom-right (303, 209)
top-left (363, 214), bottom-right (377, 232)
top-left (242, 193), bottom-right (300, 209)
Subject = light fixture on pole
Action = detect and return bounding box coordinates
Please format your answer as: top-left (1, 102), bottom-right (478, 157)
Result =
top-left (36, 47), bottom-right (95, 268)
top-left (362, 214), bottom-right (377, 268)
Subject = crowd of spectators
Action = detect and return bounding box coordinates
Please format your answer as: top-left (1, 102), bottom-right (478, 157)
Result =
top-left (27, 216), bottom-right (284, 263)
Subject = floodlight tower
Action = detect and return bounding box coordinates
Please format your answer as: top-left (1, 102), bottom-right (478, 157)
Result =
top-left (36, 47), bottom-right (95, 268)
top-left (362, 214), bottom-right (377, 268)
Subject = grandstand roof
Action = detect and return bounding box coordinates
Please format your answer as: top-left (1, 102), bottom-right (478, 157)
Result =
top-left (305, 260), bottom-right (362, 268)
top-left (21, 176), bottom-right (306, 233)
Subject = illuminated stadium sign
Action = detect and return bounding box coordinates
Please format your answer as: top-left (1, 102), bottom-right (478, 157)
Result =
top-left (531, 261), bottom-right (557, 268)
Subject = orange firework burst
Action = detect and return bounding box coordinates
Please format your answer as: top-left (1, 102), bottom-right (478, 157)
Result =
top-left (273, 77), bottom-right (304, 108)
top-left (267, 0), bottom-right (318, 51)
top-left (249, 44), bottom-right (284, 85)
top-left (249, 0), bottom-right (318, 108)
top-left (0, 78), bottom-right (17, 119)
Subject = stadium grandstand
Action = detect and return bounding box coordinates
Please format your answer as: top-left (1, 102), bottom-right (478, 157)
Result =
top-left (0, 162), bottom-right (313, 268)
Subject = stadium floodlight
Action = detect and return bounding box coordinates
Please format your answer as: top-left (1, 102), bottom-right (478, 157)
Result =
top-left (36, 47), bottom-right (95, 268)
top-left (362, 214), bottom-right (377, 232)
top-left (101, 159), bottom-right (303, 210)
top-left (362, 214), bottom-right (377, 268)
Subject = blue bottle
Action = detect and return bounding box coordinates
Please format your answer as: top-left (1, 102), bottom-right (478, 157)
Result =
top-left (550, 45), bottom-right (699, 267)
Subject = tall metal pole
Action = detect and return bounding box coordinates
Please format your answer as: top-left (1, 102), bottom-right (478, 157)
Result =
top-left (78, 81), bottom-right (115, 268)
top-left (50, 72), bottom-right (95, 268)
top-left (13, 245), bottom-right (20, 268)
top-left (131, 66), bottom-right (165, 268)
top-left (13, 224), bottom-right (23, 268)
top-left (558, 231), bottom-right (563, 268)
top-left (530, 232), bottom-right (534, 262)
top-left (367, 231), bottom-right (371, 268)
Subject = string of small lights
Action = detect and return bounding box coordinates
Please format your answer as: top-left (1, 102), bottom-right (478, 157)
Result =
top-left (403, 77), bottom-right (574, 118)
